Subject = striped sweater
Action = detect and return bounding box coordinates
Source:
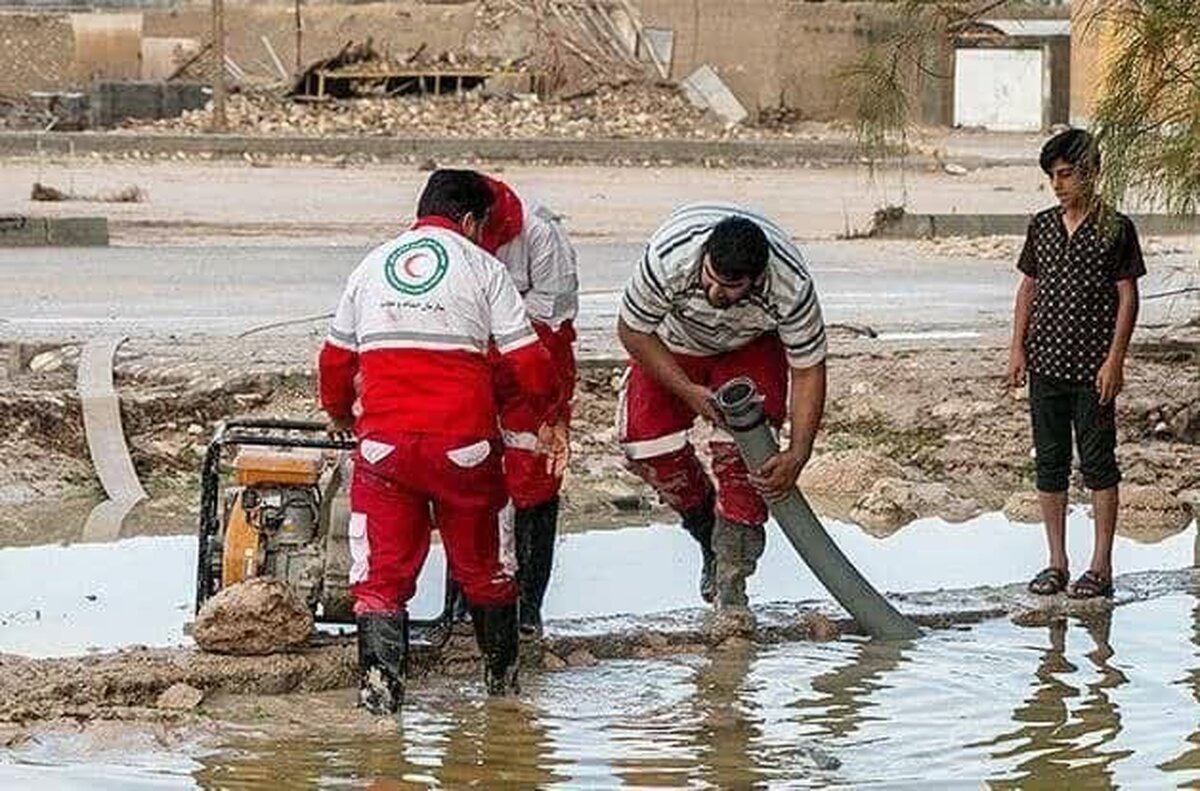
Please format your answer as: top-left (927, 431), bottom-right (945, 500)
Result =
top-left (619, 202), bottom-right (827, 368)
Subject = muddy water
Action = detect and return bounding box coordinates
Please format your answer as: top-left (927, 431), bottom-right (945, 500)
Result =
top-left (1, 509), bottom-right (1196, 657)
top-left (3, 509), bottom-right (1200, 787)
top-left (6, 595), bottom-right (1200, 787)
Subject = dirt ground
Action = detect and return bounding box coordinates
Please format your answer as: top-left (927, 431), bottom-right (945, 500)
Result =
top-left (1, 332), bottom-right (1197, 544)
top-left (1, 154), bottom-right (1197, 734)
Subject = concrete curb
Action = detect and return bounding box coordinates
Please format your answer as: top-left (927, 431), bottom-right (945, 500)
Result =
top-left (0, 131), bottom-right (1035, 169)
top-left (874, 212), bottom-right (1200, 238)
top-left (0, 215), bottom-right (109, 246)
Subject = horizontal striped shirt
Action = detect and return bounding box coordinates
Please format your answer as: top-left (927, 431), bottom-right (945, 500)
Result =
top-left (619, 202), bottom-right (827, 367)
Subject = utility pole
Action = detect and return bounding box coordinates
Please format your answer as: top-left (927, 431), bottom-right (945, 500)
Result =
top-left (211, 0), bottom-right (227, 132)
top-left (294, 0), bottom-right (303, 76)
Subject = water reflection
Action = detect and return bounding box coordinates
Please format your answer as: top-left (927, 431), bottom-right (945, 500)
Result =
top-left (190, 692), bottom-right (566, 789)
top-left (1159, 596), bottom-right (1200, 778)
top-left (979, 611), bottom-right (1130, 789)
top-left (690, 644), bottom-right (763, 787)
top-left (431, 697), bottom-right (561, 788)
top-left (791, 637), bottom-right (911, 739)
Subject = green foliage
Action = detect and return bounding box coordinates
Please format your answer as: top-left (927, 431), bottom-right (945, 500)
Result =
top-left (847, 0), bottom-right (1200, 217)
top-left (1088, 0), bottom-right (1200, 214)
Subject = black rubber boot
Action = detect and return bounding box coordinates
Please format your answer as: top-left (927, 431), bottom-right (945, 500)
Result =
top-left (356, 612), bottom-right (408, 715)
top-left (680, 489), bottom-right (717, 603)
top-left (516, 496), bottom-right (559, 638)
top-left (470, 602), bottom-right (520, 696)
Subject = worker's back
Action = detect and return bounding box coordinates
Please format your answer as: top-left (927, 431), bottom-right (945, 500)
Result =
top-left (320, 222), bottom-right (545, 440)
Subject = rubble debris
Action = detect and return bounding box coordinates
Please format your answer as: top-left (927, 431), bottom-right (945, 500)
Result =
top-left (680, 64), bottom-right (748, 125)
top-left (30, 182), bottom-right (146, 204)
top-left (30, 183), bottom-right (67, 202)
top-left (192, 578), bottom-right (313, 655)
top-left (291, 38), bottom-right (530, 100)
top-left (134, 82), bottom-right (768, 141)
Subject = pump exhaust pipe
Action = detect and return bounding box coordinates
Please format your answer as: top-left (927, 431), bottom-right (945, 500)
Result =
top-left (713, 377), bottom-right (920, 640)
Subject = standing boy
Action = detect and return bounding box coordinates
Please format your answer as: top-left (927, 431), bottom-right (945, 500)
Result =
top-left (1007, 129), bottom-right (1145, 599)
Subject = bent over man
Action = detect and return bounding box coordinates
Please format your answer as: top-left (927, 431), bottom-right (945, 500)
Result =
top-left (318, 170), bottom-right (555, 714)
top-left (617, 203), bottom-right (827, 625)
top-left (479, 175), bottom-right (579, 637)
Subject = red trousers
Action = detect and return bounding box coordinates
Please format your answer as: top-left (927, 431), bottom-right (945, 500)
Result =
top-left (494, 325), bottom-right (576, 510)
top-left (618, 334), bottom-right (788, 525)
top-left (348, 432), bottom-right (517, 615)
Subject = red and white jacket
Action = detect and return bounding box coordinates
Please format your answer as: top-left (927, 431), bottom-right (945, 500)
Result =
top-left (318, 217), bottom-right (555, 440)
top-left (481, 178), bottom-right (579, 422)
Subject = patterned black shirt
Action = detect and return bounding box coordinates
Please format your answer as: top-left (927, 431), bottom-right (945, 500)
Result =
top-left (1018, 206), bottom-right (1145, 382)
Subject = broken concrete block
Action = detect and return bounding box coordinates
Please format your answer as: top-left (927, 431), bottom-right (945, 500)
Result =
top-left (679, 64), bottom-right (748, 124)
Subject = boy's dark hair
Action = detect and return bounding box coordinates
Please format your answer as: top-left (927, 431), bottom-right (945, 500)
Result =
top-left (703, 216), bottom-right (769, 281)
top-left (1039, 129), bottom-right (1101, 176)
top-left (416, 169), bottom-right (494, 224)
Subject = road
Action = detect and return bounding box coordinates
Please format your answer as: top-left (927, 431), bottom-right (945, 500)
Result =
top-left (0, 240), bottom-right (1049, 354)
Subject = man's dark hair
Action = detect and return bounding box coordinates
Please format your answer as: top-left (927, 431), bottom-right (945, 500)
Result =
top-left (702, 216), bottom-right (769, 281)
top-left (1039, 129), bottom-right (1101, 176)
top-left (416, 169), bottom-right (493, 223)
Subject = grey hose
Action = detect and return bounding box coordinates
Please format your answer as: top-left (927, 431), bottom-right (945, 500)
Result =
top-left (713, 377), bottom-right (920, 640)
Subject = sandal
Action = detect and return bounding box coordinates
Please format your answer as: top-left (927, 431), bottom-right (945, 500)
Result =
top-left (1068, 570), bottom-right (1114, 599)
top-left (1028, 567), bottom-right (1068, 595)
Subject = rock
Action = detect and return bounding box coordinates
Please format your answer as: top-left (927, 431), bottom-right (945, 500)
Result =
top-left (156, 682), bottom-right (204, 710)
top-left (542, 652), bottom-right (567, 670)
top-left (849, 478), bottom-right (918, 535)
top-left (1003, 490), bottom-right (1043, 524)
top-left (187, 423), bottom-right (205, 436)
top-left (801, 612), bottom-right (840, 642)
top-left (799, 451), bottom-right (905, 498)
top-left (565, 648), bottom-right (598, 667)
top-left (192, 578), bottom-right (313, 655)
top-left (28, 350), bottom-right (65, 374)
top-left (1118, 485), bottom-right (1193, 542)
top-left (849, 477), bottom-right (978, 534)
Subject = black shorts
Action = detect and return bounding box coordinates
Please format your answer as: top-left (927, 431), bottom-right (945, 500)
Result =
top-left (1029, 373), bottom-right (1121, 492)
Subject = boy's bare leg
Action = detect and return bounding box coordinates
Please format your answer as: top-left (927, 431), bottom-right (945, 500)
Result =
top-left (1039, 490), bottom-right (1070, 572)
top-left (1089, 486), bottom-right (1118, 580)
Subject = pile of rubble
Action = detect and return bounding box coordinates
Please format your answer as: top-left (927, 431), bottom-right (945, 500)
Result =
top-left (128, 82), bottom-right (819, 141)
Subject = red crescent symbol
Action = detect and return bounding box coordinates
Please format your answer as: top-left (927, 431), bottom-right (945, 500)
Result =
top-left (402, 255), bottom-right (422, 278)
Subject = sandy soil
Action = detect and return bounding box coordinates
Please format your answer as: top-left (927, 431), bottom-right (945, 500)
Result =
top-left (1, 157), bottom-right (1056, 244)
top-left (1, 334), bottom-right (1196, 545)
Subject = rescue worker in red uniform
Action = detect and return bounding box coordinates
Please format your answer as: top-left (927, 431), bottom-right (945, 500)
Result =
top-left (617, 204), bottom-right (828, 631)
top-left (478, 176), bottom-right (579, 638)
top-left (318, 170), bottom-right (555, 714)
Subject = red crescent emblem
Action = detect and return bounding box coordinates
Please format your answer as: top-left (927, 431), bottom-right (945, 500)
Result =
top-left (402, 255), bottom-right (423, 278)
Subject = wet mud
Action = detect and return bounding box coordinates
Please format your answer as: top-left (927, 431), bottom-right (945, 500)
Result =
top-left (3, 567), bottom-right (1198, 728)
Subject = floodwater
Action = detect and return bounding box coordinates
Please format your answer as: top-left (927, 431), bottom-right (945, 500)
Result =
top-left (2, 509), bottom-right (1199, 788)
top-left (6, 595), bottom-right (1200, 788)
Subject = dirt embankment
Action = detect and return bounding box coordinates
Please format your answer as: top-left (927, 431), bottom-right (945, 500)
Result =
top-left (1, 338), bottom-right (1197, 542)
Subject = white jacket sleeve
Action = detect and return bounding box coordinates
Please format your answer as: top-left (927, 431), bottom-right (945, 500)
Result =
top-left (519, 205), bottom-right (579, 328)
